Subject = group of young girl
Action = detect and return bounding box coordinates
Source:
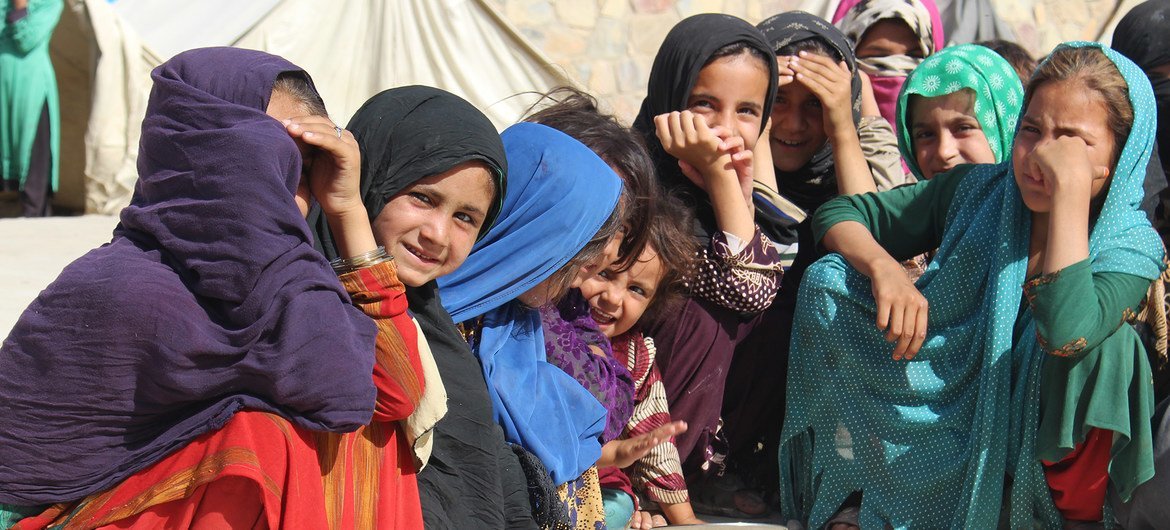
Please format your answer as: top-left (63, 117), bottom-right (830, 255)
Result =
top-left (1, 0), bottom-right (1169, 528)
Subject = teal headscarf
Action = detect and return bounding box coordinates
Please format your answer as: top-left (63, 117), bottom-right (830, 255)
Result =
top-left (781, 41), bottom-right (1163, 529)
top-left (896, 44), bottom-right (1024, 179)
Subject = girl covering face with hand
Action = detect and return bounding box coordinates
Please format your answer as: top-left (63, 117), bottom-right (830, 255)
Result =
top-left (782, 42), bottom-right (1164, 529)
top-left (631, 14), bottom-right (784, 515)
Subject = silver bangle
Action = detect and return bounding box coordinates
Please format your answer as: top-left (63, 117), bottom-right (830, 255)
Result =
top-left (330, 246), bottom-right (392, 274)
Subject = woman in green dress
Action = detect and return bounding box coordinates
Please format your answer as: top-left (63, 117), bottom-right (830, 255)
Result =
top-left (781, 42), bottom-right (1164, 528)
top-left (1, 0), bottom-right (61, 216)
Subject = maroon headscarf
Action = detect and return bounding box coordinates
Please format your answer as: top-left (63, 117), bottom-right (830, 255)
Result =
top-left (0, 47), bottom-right (377, 505)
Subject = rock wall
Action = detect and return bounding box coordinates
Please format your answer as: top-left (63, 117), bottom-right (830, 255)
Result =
top-left (489, 0), bottom-right (1127, 123)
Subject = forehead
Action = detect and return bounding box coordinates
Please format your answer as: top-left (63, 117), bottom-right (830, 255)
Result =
top-left (1026, 79), bottom-right (1109, 128)
top-left (858, 18), bottom-right (919, 49)
top-left (693, 54), bottom-right (770, 95)
top-left (264, 90), bottom-right (308, 123)
top-left (909, 90), bottom-right (976, 118)
top-left (414, 162), bottom-right (494, 199)
top-left (627, 248), bottom-right (665, 283)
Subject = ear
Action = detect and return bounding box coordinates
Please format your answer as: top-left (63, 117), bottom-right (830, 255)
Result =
top-left (1096, 166), bottom-right (1111, 181)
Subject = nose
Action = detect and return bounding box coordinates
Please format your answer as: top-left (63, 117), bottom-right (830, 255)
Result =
top-left (935, 131), bottom-right (959, 164)
top-left (774, 108), bottom-right (805, 134)
top-left (597, 280), bottom-right (622, 311)
top-left (417, 213), bottom-right (449, 251)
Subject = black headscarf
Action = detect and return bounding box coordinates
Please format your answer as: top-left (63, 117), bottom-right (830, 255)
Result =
top-left (0, 48), bottom-right (378, 504)
top-left (632, 13), bottom-right (778, 242)
top-left (757, 11), bottom-right (863, 215)
top-left (1113, 0), bottom-right (1170, 224)
top-left (307, 86), bottom-right (531, 529)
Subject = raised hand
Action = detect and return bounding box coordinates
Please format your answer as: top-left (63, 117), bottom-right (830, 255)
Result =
top-left (786, 51), bottom-right (856, 138)
top-left (283, 116), bottom-right (363, 217)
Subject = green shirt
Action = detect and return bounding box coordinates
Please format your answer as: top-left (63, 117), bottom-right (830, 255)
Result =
top-left (811, 165), bottom-right (1158, 498)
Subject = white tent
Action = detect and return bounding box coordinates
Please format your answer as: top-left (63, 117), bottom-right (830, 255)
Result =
top-left (50, 0), bottom-right (575, 214)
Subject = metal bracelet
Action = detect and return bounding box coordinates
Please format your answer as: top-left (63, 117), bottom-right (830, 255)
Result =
top-left (330, 246), bottom-right (392, 275)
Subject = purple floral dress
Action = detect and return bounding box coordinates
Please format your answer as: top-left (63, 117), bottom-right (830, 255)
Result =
top-left (540, 289), bottom-right (636, 442)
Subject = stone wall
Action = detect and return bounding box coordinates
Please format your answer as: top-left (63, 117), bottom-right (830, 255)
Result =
top-left (488, 0), bottom-right (1125, 123)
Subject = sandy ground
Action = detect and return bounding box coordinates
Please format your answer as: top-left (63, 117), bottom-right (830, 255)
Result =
top-left (0, 215), bottom-right (120, 337)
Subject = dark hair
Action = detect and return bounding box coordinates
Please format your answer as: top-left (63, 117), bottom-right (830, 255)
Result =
top-left (1025, 46), bottom-right (1132, 220)
top-left (524, 87), bottom-right (658, 272)
top-left (706, 41), bottom-right (774, 71)
top-left (977, 39), bottom-right (1037, 82)
top-left (272, 71), bottom-right (327, 117)
top-left (638, 192), bottom-right (698, 328)
top-left (775, 37), bottom-right (844, 63)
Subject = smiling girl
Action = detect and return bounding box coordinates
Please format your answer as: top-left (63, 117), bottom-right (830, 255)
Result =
top-left (580, 193), bottom-right (701, 529)
top-left (631, 13), bottom-right (782, 516)
top-left (781, 42), bottom-right (1164, 528)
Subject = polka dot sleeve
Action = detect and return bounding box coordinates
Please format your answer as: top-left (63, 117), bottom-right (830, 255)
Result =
top-left (688, 224), bottom-right (783, 313)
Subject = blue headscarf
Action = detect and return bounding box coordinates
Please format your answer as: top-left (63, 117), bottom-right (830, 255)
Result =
top-left (437, 122), bottom-right (622, 484)
top-left (781, 41), bottom-right (1164, 529)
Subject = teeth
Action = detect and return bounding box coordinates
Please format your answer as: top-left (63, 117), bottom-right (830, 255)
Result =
top-left (590, 308), bottom-right (615, 324)
top-left (779, 139), bottom-right (803, 146)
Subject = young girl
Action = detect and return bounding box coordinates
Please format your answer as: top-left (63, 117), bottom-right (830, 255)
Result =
top-left (834, 0), bottom-right (944, 134)
top-left (580, 193), bottom-right (702, 529)
top-left (437, 122), bottom-right (625, 530)
top-left (895, 44), bottom-right (1024, 181)
top-left (307, 85), bottom-right (535, 530)
top-left (781, 42), bottom-right (1163, 528)
top-left (630, 16), bottom-right (782, 514)
top-left (0, 48), bottom-right (426, 528)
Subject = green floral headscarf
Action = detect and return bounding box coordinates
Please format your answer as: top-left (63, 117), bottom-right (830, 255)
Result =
top-left (896, 44), bottom-right (1024, 179)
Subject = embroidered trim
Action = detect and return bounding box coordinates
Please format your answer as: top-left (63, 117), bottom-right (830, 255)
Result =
top-left (1036, 331), bottom-right (1087, 358)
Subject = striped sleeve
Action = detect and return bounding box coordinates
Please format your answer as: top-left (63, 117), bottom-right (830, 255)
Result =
top-left (619, 335), bottom-right (689, 504)
top-left (338, 260), bottom-right (424, 422)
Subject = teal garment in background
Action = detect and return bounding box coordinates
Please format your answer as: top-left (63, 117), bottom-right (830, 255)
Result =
top-left (602, 488), bottom-right (635, 530)
top-left (781, 41), bottom-right (1164, 529)
top-left (0, 0), bottom-right (61, 190)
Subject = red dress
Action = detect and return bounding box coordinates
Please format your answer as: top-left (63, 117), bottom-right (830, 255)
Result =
top-left (16, 261), bottom-right (426, 530)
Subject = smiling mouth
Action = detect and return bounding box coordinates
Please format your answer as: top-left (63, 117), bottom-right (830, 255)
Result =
top-left (403, 243), bottom-right (439, 264)
top-left (773, 138), bottom-right (807, 147)
top-left (589, 307), bottom-right (616, 326)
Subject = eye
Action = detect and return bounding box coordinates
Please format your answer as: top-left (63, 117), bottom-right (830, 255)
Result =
top-left (628, 285), bottom-right (646, 297)
top-left (806, 98), bottom-right (822, 109)
top-left (454, 212), bottom-right (474, 224)
top-left (597, 269), bottom-right (612, 280)
top-left (689, 98), bottom-right (714, 111)
top-left (738, 106), bottom-right (760, 117)
top-left (1019, 125), bottom-right (1040, 136)
top-left (913, 129), bottom-right (935, 140)
top-left (409, 192), bottom-right (434, 206)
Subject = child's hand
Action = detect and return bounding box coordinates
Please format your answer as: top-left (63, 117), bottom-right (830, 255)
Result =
top-left (606, 420), bottom-right (687, 469)
top-left (787, 51), bottom-right (855, 138)
top-left (283, 116), bottom-right (363, 217)
top-left (870, 258), bottom-right (928, 360)
top-left (629, 511), bottom-right (668, 529)
top-left (1027, 136), bottom-right (1108, 205)
top-left (654, 111), bottom-right (726, 182)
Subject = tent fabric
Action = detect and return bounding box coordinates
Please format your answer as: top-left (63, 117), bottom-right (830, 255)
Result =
top-left (58, 0), bottom-right (573, 214)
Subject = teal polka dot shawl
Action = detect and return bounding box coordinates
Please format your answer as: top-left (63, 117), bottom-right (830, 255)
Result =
top-left (780, 41), bottom-right (1163, 529)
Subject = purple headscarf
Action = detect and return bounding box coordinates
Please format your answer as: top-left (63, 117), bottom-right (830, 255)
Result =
top-left (0, 47), bottom-right (378, 505)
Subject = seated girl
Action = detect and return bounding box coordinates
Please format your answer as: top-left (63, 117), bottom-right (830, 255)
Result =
top-left (833, 0), bottom-right (944, 135)
top-left (436, 122), bottom-right (625, 530)
top-left (579, 193), bottom-right (702, 529)
top-left (307, 85), bottom-right (536, 529)
top-left (781, 42), bottom-right (1164, 528)
top-left (0, 47), bottom-right (427, 528)
top-left (631, 16), bottom-right (784, 516)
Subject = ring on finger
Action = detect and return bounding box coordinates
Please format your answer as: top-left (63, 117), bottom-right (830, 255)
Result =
top-left (334, 125), bottom-right (343, 139)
